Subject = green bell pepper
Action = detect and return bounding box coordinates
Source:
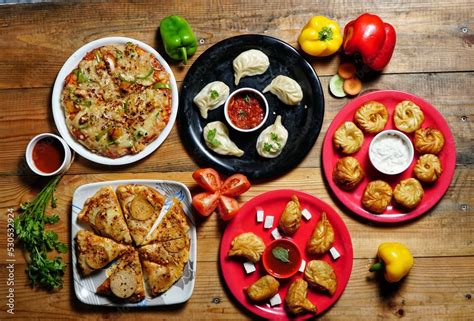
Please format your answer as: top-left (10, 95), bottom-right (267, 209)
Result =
top-left (160, 15), bottom-right (197, 64)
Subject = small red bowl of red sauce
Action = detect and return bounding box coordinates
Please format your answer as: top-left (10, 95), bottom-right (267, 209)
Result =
top-left (224, 88), bottom-right (268, 132)
top-left (26, 133), bottom-right (73, 176)
top-left (262, 238), bottom-right (302, 279)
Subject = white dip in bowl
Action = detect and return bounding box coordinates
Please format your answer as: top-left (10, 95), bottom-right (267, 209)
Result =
top-left (369, 130), bottom-right (414, 175)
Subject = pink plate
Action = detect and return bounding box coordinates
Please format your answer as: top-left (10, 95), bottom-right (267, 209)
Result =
top-left (322, 90), bottom-right (456, 223)
top-left (219, 190), bottom-right (353, 320)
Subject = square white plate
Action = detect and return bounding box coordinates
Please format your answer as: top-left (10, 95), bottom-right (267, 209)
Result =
top-left (71, 179), bottom-right (197, 307)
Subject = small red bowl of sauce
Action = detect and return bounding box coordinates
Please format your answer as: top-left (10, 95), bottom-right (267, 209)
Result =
top-left (262, 238), bottom-right (302, 279)
top-left (26, 133), bottom-right (73, 176)
top-left (224, 88), bottom-right (268, 132)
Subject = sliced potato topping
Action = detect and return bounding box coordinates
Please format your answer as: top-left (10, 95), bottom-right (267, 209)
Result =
top-left (130, 195), bottom-right (154, 221)
top-left (85, 245), bottom-right (109, 269)
top-left (110, 270), bottom-right (137, 299)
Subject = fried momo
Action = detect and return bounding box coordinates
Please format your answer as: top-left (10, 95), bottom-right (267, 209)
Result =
top-left (394, 178), bottom-right (424, 209)
top-left (279, 195), bottom-right (302, 235)
top-left (306, 212), bottom-right (334, 255)
top-left (354, 101), bottom-right (388, 134)
top-left (333, 156), bottom-right (365, 190)
top-left (362, 180), bottom-right (393, 213)
top-left (413, 154), bottom-right (443, 183)
top-left (245, 275), bottom-right (279, 302)
top-left (285, 279), bottom-right (317, 315)
top-left (393, 100), bottom-right (425, 133)
top-left (304, 260), bottom-right (337, 295)
top-left (227, 232), bottom-right (265, 263)
top-left (414, 127), bottom-right (445, 155)
top-left (333, 121), bottom-right (364, 154)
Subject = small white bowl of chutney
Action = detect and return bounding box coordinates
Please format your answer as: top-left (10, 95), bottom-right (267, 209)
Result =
top-left (26, 133), bottom-right (73, 176)
top-left (369, 130), bottom-right (414, 175)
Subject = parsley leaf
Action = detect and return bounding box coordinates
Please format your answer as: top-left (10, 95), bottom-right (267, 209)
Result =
top-left (207, 128), bottom-right (221, 147)
top-left (272, 247), bottom-right (290, 263)
top-left (270, 132), bottom-right (279, 141)
top-left (210, 89), bottom-right (219, 99)
top-left (263, 143), bottom-right (273, 152)
top-left (243, 95), bottom-right (250, 103)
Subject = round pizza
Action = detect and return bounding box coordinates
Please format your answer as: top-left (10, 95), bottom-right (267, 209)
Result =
top-left (60, 42), bottom-right (172, 158)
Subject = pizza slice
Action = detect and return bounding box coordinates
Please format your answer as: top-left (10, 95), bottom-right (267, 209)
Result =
top-left (75, 230), bottom-right (131, 276)
top-left (77, 186), bottom-right (132, 244)
top-left (116, 184), bottom-right (165, 246)
top-left (96, 250), bottom-right (145, 302)
top-left (141, 198), bottom-right (190, 245)
top-left (141, 260), bottom-right (186, 296)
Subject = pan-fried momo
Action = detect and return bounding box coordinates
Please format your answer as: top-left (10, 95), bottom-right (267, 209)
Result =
top-left (413, 154), bottom-right (443, 183)
top-left (304, 260), bottom-right (337, 295)
top-left (333, 156), bottom-right (365, 190)
top-left (263, 75), bottom-right (303, 106)
top-left (227, 232), bottom-right (265, 263)
top-left (193, 81), bottom-right (230, 119)
top-left (203, 121), bottom-right (244, 157)
top-left (245, 275), bottom-right (279, 302)
top-left (306, 212), bottom-right (334, 255)
top-left (354, 101), bottom-right (388, 134)
top-left (393, 100), bottom-right (425, 133)
top-left (256, 115), bottom-right (288, 158)
top-left (279, 195), bottom-right (302, 235)
top-left (414, 127), bottom-right (445, 155)
top-left (333, 121), bottom-right (364, 154)
top-left (285, 279), bottom-right (317, 315)
top-left (233, 49), bottom-right (270, 85)
top-left (362, 180), bottom-right (392, 213)
top-left (394, 178), bottom-right (424, 209)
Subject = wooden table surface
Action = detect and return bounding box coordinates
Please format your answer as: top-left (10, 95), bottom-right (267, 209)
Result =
top-left (0, 1), bottom-right (473, 320)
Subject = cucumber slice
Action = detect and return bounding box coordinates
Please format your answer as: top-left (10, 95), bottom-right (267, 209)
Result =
top-left (329, 74), bottom-right (346, 98)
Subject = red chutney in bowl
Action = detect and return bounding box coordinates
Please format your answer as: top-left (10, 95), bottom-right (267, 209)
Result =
top-left (263, 238), bottom-right (302, 279)
top-left (227, 92), bottom-right (265, 130)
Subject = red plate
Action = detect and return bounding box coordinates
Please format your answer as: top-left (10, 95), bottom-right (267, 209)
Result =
top-left (219, 190), bottom-right (353, 320)
top-left (322, 90), bottom-right (456, 223)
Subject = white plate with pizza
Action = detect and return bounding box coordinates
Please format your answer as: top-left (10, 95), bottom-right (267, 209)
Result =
top-left (71, 179), bottom-right (196, 306)
top-left (52, 37), bottom-right (179, 165)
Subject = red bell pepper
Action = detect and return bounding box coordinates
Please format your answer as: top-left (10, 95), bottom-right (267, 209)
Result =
top-left (343, 13), bottom-right (396, 71)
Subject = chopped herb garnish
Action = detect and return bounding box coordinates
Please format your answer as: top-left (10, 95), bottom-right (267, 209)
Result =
top-left (238, 109), bottom-right (247, 117)
top-left (270, 132), bottom-right (279, 141)
top-left (210, 89), bottom-right (219, 99)
top-left (207, 128), bottom-right (221, 147)
top-left (73, 69), bottom-right (89, 83)
top-left (115, 49), bottom-right (123, 59)
top-left (243, 95), bottom-right (250, 103)
top-left (263, 143), bottom-right (273, 152)
top-left (272, 246), bottom-right (290, 263)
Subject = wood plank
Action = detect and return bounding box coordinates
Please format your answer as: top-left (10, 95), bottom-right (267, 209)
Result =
top-left (0, 257), bottom-right (472, 320)
top-left (0, 169), bottom-right (472, 262)
top-left (0, 0), bottom-right (473, 89)
top-left (0, 71), bottom-right (471, 176)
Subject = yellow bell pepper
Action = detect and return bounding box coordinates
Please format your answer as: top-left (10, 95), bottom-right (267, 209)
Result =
top-left (370, 242), bottom-right (414, 283)
top-left (298, 16), bottom-right (343, 57)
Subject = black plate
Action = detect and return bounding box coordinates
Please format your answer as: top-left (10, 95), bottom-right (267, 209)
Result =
top-left (178, 34), bottom-right (324, 179)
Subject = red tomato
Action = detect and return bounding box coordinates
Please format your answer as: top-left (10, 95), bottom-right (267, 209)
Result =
top-left (192, 192), bottom-right (220, 216)
top-left (192, 168), bottom-right (222, 193)
top-left (221, 174), bottom-right (251, 196)
top-left (218, 195), bottom-right (240, 221)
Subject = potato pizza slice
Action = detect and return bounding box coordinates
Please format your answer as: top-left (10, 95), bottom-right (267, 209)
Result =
top-left (141, 198), bottom-right (190, 245)
top-left (96, 250), bottom-right (145, 302)
top-left (77, 186), bottom-right (132, 244)
top-left (141, 260), bottom-right (186, 296)
top-left (116, 184), bottom-right (165, 246)
top-left (75, 230), bottom-right (131, 276)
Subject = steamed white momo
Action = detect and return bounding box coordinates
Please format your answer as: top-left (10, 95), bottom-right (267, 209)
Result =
top-left (203, 121), bottom-right (244, 157)
top-left (256, 115), bottom-right (288, 158)
top-left (263, 75), bottom-right (303, 105)
top-left (193, 81), bottom-right (230, 119)
top-left (233, 49), bottom-right (270, 85)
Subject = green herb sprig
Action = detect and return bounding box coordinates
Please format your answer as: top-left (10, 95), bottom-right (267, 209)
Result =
top-left (207, 128), bottom-right (221, 147)
top-left (14, 176), bottom-right (68, 291)
top-left (272, 246), bottom-right (290, 263)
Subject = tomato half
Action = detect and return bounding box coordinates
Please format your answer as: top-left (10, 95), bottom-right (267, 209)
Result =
top-left (221, 174), bottom-right (251, 196)
top-left (192, 192), bottom-right (220, 216)
top-left (217, 195), bottom-right (240, 221)
top-left (192, 168), bottom-right (222, 193)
